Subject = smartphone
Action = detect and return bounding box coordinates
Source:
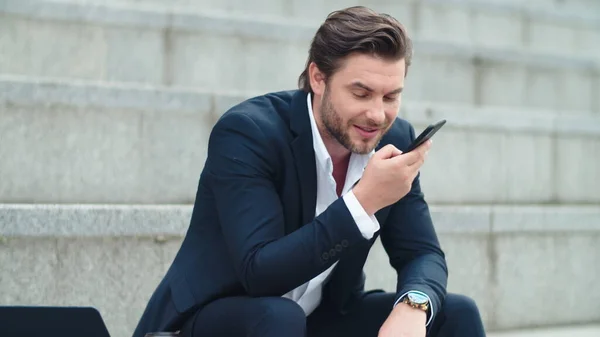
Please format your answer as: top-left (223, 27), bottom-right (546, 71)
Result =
top-left (404, 119), bottom-right (446, 153)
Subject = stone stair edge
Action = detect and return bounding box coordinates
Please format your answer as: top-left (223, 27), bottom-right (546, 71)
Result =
top-left (7, 0), bottom-right (599, 27)
top-left (1, 203), bottom-right (599, 237)
top-left (487, 324), bottom-right (600, 337)
top-left (2, 74), bottom-right (600, 136)
top-left (1, 0), bottom-right (598, 71)
top-left (422, 0), bottom-right (600, 25)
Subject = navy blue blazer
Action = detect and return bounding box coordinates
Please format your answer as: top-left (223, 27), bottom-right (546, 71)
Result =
top-left (132, 89), bottom-right (448, 337)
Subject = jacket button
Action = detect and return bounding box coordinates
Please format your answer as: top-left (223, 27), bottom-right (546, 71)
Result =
top-left (329, 249), bottom-right (336, 257)
top-left (341, 240), bottom-right (349, 247)
top-left (335, 244), bottom-right (342, 252)
top-left (322, 252), bottom-right (329, 260)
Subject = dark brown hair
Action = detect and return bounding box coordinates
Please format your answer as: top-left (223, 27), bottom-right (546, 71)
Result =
top-left (298, 6), bottom-right (413, 93)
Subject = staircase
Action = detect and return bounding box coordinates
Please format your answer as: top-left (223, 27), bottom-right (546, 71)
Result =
top-left (1, 1), bottom-right (599, 336)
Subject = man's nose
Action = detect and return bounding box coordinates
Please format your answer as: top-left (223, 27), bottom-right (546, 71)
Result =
top-left (366, 102), bottom-right (386, 125)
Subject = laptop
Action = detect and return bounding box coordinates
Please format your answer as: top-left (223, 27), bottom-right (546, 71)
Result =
top-left (0, 306), bottom-right (111, 337)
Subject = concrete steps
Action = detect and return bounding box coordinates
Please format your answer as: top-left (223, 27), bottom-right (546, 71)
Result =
top-left (2, 75), bottom-right (600, 205)
top-left (1, 0), bottom-right (599, 112)
top-left (488, 325), bottom-right (600, 337)
top-left (1, 203), bottom-right (599, 337)
top-left (39, 0), bottom-right (600, 23)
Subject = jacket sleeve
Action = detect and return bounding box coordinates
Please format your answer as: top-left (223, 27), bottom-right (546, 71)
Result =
top-left (204, 112), bottom-right (367, 297)
top-left (379, 122), bottom-right (449, 323)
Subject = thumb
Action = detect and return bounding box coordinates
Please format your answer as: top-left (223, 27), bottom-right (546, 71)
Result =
top-left (373, 144), bottom-right (402, 160)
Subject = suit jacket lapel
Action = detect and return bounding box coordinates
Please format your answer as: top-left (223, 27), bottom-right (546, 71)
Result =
top-left (289, 90), bottom-right (318, 227)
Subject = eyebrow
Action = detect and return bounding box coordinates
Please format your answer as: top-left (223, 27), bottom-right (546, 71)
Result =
top-left (350, 81), bottom-right (403, 95)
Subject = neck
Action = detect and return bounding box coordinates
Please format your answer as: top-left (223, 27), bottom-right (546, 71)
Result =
top-left (324, 137), bottom-right (350, 197)
top-left (323, 136), bottom-right (351, 166)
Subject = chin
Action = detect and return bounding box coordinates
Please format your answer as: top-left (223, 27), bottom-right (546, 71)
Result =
top-left (350, 141), bottom-right (378, 155)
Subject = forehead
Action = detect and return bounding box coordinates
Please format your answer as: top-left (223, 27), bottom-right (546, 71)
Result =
top-left (333, 53), bottom-right (406, 91)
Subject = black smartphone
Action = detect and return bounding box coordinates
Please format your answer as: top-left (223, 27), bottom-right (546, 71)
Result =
top-left (404, 119), bottom-right (446, 153)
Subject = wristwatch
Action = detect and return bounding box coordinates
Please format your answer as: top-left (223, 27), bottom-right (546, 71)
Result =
top-left (401, 291), bottom-right (430, 312)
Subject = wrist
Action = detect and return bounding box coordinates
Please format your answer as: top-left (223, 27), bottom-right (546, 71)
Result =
top-left (392, 302), bottom-right (427, 325)
top-left (352, 183), bottom-right (378, 215)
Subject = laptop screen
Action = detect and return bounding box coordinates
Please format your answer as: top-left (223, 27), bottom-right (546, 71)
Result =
top-left (0, 306), bottom-right (111, 337)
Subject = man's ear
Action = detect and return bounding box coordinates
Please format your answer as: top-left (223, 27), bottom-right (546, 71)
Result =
top-left (308, 62), bottom-right (327, 96)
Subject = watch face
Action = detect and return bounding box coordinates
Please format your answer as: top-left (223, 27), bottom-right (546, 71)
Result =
top-left (408, 292), bottom-right (428, 304)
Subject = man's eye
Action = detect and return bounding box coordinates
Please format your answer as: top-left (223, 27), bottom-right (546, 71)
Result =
top-left (353, 93), bottom-right (368, 99)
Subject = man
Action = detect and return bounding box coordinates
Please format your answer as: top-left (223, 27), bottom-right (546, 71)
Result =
top-left (133, 6), bottom-right (485, 337)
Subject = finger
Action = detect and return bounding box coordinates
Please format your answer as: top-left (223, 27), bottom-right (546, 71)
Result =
top-left (374, 144), bottom-right (402, 159)
top-left (393, 150), bottom-right (421, 166)
top-left (405, 163), bottom-right (424, 180)
top-left (409, 150), bottom-right (427, 168)
top-left (408, 163), bottom-right (422, 180)
top-left (415, 139), bottom-right (432, 154)
top-left (408, 140), bottom-right (431, 166)
top-left (390, 146), bottom-right (403, 158)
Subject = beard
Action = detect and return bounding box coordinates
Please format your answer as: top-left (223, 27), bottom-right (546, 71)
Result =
top-left (319, 87), bottom-right (390, 155)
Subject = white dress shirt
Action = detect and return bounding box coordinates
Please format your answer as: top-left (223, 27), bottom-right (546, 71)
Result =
top-left (282, 93), bottom-right (433, 326)
top-left (281, 93), bottom-right (380, 315)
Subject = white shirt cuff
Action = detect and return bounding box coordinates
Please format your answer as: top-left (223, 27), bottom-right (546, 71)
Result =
top-left (394, 290), bottom-right (434, 327)
top-left (342, 190), bottom-right (380, 240)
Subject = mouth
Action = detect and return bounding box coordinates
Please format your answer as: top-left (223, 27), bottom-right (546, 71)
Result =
top-left (354, 125), bottom-right (380, 139)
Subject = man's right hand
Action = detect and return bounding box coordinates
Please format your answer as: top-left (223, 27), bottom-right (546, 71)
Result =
top-left (352, 140), bottom-right (432, 215)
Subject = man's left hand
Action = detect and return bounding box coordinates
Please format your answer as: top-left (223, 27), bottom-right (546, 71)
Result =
top-left (378, 302), bottom-right (427, 337)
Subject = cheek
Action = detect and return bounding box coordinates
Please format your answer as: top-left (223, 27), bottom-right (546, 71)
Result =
top-left (345, 110), bottom-right (367, 126)
top-left (385, 109), bottom-right (398, 122)
top-left (334, 102), bottom-right (362, 124)
top-left (386, 101), bottom-right (401, 121)
top-left (384, 105), bottom-right (399, 121)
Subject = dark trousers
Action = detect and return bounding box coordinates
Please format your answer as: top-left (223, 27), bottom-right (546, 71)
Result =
top-left (179, 291), bottom-right (486, 337)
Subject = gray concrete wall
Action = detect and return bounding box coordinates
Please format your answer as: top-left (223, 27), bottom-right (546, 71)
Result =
top-left (2, 204), bottom-right (599, 337)
top-left (2, 76), bottom-right (599, 204)
top-left (1, 0), bottom-right (599, 112)
top-left (44, 0), bottom-right (600, 23)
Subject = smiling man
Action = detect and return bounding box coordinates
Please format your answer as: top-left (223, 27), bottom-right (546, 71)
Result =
top-left (133, 6), bottom-right (485, 337)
